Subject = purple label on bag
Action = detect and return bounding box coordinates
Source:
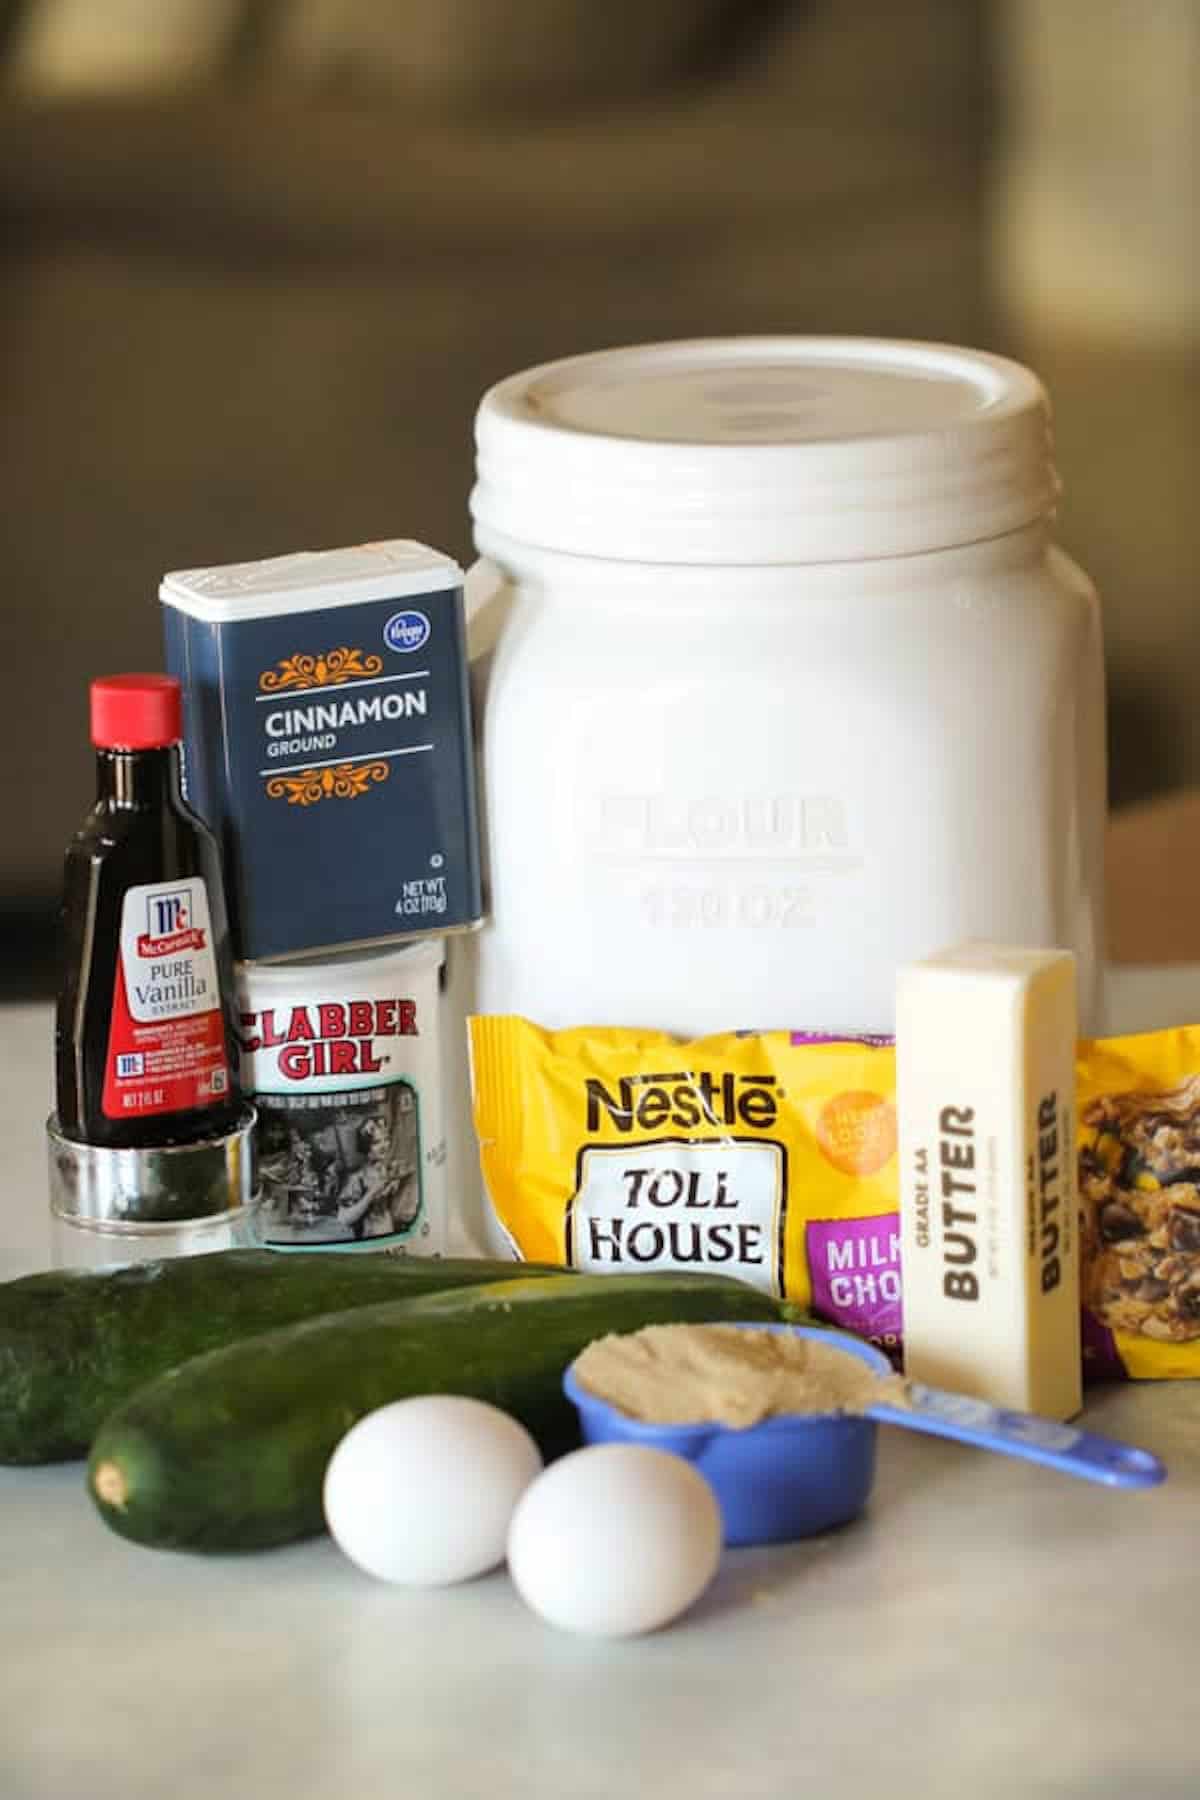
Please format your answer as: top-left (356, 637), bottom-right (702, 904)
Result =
top-left (1081, 1306), bottom-right (1126, 1384)
top-left (806, 1212), bottom-right (903, 1359)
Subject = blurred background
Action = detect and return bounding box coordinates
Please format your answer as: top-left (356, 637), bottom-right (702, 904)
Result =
top-left (1, 0), bottom-right (1197, 994)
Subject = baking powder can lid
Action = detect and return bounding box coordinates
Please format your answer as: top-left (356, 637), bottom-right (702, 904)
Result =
top-left (470, 337), bottom-right (1060, 565)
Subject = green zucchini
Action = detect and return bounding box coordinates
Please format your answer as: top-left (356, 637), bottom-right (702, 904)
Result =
top-left (89, 1272), bottom-right (794, 1552)
top-left (0, 1249), bottom-right (564, 1464)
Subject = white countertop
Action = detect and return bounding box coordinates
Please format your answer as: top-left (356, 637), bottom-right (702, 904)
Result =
top-left (6, 970), bottom-right (1200, 1800)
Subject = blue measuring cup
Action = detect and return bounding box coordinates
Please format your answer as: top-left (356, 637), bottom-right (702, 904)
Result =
top-left (563, 1322), bottom-right (1166, 1547)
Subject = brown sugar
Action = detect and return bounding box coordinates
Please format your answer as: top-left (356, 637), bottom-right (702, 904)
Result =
top-left (574, 1323), bottom-right (909, 1428)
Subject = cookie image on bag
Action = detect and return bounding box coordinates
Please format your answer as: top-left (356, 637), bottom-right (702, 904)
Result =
top-left (1079, 1074), bottom-right (1200, 1341)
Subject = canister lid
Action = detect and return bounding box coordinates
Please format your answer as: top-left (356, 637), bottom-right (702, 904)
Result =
top-left (160, 541), bottom-right (462, 624)
top-left (471, 338), bottom-right (1060, 565)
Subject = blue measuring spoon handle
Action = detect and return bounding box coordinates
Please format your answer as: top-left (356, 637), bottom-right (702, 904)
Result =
top-left (867, 1384), bottom-right (1166, 1489)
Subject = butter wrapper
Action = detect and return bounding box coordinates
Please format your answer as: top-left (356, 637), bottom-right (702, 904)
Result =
top-left (896, 945), bottom-right (1080, 1420)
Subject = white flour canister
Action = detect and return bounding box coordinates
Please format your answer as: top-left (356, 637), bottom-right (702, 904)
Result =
top-left (465, 338), bottom-right (1107, 1040)
top-left (238, 938), bottom-right (446, 1252)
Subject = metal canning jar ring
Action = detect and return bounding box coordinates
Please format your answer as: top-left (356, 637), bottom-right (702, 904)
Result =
top-left (46, 1108), bottom-right (258, 1226)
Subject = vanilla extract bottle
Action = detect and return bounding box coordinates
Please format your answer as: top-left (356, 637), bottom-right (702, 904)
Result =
top-left (55, 674), bottom-right (244, 1149)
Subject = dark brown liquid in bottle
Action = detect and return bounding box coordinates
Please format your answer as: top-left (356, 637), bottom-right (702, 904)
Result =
top-left (55, 744), bottom-right (243, 1148)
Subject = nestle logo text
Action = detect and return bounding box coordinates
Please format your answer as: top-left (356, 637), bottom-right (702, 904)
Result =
top-left (585, 1070), bottom-right (778, 1134)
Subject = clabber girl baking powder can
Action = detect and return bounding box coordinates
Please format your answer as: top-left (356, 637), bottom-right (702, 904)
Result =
top-left (237, 937), bottom-right (445, 1252)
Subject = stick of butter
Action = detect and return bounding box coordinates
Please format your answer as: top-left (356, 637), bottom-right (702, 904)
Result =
top-left (897, 943), bottom-right (1081, 1420)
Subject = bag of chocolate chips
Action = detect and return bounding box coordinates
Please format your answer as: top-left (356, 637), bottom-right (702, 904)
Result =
top-left (1077, 1027), bottom-right (1200, 1378)
top-left (470, 1013), bottom-right (1200, 1381)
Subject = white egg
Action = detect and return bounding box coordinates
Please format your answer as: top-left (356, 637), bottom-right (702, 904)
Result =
top-left (323, 1395), bottom-right (542, 1586)
top-left (506, 1444), bottom-right (722, 1638)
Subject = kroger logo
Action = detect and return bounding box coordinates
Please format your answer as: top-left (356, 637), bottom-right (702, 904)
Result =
top-left (384, 609), bottom-right (431, 654)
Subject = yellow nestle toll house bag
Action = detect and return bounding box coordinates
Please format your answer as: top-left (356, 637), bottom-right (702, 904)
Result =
top-left (470, 1015), bottom-right (1200, 1381)
top-left (470, 1019), bottom-right (904, 1359)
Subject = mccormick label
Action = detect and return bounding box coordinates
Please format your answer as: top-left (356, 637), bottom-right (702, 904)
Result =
top-left (103, 878), bottom-right (231, 1119)
top-left (238, 941), bottom-right (446, 1252)
top-left (161, 542), bottom-right (482, 963)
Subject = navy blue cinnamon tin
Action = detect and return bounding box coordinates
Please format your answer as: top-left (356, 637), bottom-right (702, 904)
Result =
top-left (162, 541), bottom-right (482, 963)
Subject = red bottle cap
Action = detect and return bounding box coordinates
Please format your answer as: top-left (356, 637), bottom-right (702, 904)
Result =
top-left (90, 674), bottom-right (183, 750)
